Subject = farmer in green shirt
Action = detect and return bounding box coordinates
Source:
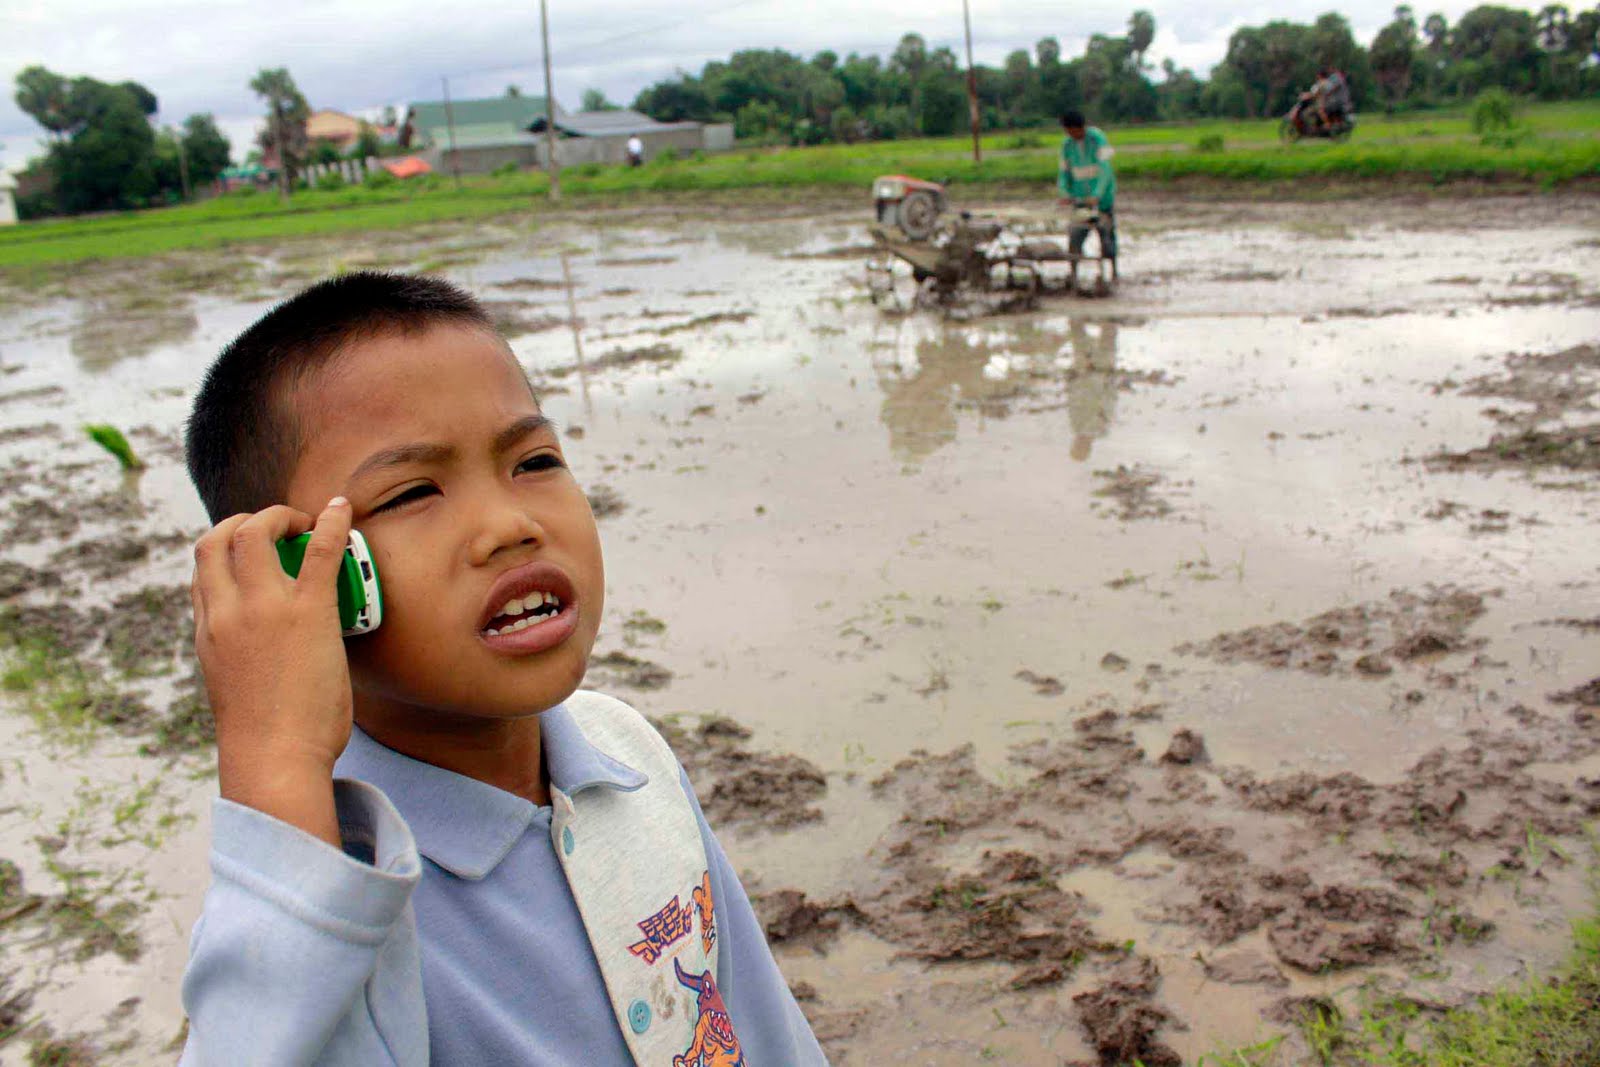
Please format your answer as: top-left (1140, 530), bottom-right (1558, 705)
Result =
top-left (1057, 110), bottom-right (1117, 276)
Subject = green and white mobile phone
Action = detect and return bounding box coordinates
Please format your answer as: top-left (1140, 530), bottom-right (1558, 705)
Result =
top-left (276, 529), bottom-right (384, 636)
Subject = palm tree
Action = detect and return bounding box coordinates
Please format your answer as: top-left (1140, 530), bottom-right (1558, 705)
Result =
top-left (249, 67), bottom-right (309, 201)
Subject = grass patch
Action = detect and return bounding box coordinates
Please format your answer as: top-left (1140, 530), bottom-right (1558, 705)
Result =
top-left (0, 635), bottom-right (150, 745)
top-left (1205, 862), bottom-right (1600, 1065)
top-left (1, 100), bottom-right (1596, 272)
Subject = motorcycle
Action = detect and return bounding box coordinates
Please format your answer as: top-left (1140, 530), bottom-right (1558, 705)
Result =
top-left (1280, 93), bottom-right (1356, 143)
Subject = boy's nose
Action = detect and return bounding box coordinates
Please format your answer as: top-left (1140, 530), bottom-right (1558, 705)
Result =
top-left (469, 502), bottom-right (545, 565)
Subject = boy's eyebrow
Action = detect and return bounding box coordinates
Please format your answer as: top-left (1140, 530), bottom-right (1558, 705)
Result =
top-left (347, 415), bottom-right (552, 483)
top-left (492, 414), bottom-right (554, 454)
top-left (348, 442), bottom-right (455, 482)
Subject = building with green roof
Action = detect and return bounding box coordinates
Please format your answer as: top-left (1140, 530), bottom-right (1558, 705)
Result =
top-left (401, 94), bottom-right (568, 174)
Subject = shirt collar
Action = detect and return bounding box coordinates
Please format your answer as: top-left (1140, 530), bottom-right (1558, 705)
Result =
top-left (333, 702), bottom-right (648, 880)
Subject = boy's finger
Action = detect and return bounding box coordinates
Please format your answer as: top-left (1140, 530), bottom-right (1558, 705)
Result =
top-left (230, 505), bottom-right (316, 591)
top-left (189, 574), bottom-right (209, 640)
top-left (293, 497), bottom-right (354, 595)
top-left (193, 514), bottom-right (252, 605)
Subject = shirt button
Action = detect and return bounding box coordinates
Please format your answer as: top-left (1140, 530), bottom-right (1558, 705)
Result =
top-left (562, 826), bottom-right (575, 855)
top-left (628, 999), bottom-right (651, 1034)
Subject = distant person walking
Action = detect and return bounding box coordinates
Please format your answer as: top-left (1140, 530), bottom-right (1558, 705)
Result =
top-left (626, 135), bottom-right (644, 167)
top-left (1056, 110), bottom-right (1117, 275)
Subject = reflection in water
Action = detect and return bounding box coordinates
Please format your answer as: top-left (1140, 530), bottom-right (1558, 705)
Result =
top-left (70, 295), bottom-right (199, 372)
top-left (558, 251), bottom-right (591, 412)
top-left (1066, 319), bottom-right (1120, 462)
top-left (874, 317), bottom-right (1120, 466)
top-left (874, 320), bottom-right (1054, 465)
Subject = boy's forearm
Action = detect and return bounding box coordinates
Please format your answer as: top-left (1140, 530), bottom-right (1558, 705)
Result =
top-left (219, 747), bottom-right (341, 849)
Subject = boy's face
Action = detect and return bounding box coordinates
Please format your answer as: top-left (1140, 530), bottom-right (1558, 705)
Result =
top-left (282, 322), bottom-right (604, 725)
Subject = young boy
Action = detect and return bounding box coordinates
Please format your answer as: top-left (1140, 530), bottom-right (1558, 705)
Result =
top-left (178, 272), bottom-right (826, 1065)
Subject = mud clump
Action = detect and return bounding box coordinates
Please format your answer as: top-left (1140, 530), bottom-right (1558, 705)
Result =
top-left (100, 584), bottom-right (192, 676)
top-left (654, 715), bottom-right (828, 832)
top-left (870, 853), bottom-right (1097, 969)
top-left (1071, 957), bottom-right (1181, 1067)
top-left (496, 276), bottom-right (567, 292)
top-left (1177, 586), bottom-right (1489, 676)
top-left (0, 423), bottom-right (60, 445)
top-left (1202, 949), bottom-right (1287, 987)
top-left (1421, 343), bottom-right (1600, 474)
top-left (1267, 885), bottom-right (1417, 972)
top-left (0, 562), bottom-right (62, 599)
top-left (1426, 423), bottom-right (1600, 474)
top-left (1015, 668), bottom-right (1064, 697)
top-left (1550, 677), bottom-right (1600, 707)
top-left (48, 532), bottom-right (190, 582)
top-left (548, 342), bottom-right (683, 379)
top-left (482, 300), bottom-right (568, 338)
top-left (1441, 343), bottom-right (1600, 427)
top-left (1089, 465), bottom-right (1185, 522)
top-left (2, 496), bottom-right (80, 544)
top-left (1160, 728), bottom-right (1206, 765)
top-left (593, 255), bottom-right (676, 267)
top-left (586, 650), bottom-right (672, 691)
top-left (656, 311), bottom-right (755, 336)
top-left (702, 752), bottom-right (826, 830)
top-left (586, 485), bottom-right (626, 520)
top-left (753, 889), bottom-right (862, 950)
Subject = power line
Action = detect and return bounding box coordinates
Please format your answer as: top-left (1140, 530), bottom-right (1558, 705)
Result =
top-left (420, 0), bottom-right (777, 91)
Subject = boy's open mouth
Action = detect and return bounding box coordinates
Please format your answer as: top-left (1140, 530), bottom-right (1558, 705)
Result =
top-left (478, 562), bottom-right (578, 654)
top-left (484, 591), bottom-right (563, 636)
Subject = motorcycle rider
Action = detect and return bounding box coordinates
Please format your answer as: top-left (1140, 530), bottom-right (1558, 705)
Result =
top-left (1057, 110), bottom-right (1117, 277)
top-left (1314, 66), bottom-right (1352, 132)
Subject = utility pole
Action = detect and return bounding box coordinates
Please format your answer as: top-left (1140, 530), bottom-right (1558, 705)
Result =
top-left (963, 0), bottom-right (982, 164)
top-left (441, 76), bottom-right (463, 190)
top-left (539, 0), bottom-right (561, 200)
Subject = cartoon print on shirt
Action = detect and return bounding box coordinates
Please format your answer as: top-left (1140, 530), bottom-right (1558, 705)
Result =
top-left (691, 870), bottom-right (716, 954)
top-left (627, 869), bottom-right (716, 965)
top-left (627, 894), bottom-right (695, 964)
top-left (672, 956), bottom-right (744, 1067)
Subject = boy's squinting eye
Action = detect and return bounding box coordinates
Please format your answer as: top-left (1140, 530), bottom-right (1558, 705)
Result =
top-left (373, 483), bottom-right (439, 513)
top-left (515, 452), bottom-right (565, 475)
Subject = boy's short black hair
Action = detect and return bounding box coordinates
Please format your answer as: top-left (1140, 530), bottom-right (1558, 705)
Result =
top-left (186, 271), bottom-right (495, 522)
top-left (1060, 110), bottom-right (1086, 129)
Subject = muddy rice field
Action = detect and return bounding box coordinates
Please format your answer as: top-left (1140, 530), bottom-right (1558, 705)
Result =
top-left (1, 191), bottom-right (1598, 1064)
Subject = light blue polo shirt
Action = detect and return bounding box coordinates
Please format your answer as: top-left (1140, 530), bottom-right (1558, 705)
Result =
top-left (179, 703), bottom-right (826, 1066)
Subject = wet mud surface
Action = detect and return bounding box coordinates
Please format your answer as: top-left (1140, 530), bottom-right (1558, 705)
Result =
top-left (1, 190), bottom-right (1599, 1063)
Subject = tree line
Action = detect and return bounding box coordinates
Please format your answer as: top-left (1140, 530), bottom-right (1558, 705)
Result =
top-left (633, 4), bottom-right (1600, 143)
top-left (10, 64), bottom-right (397, 217)
top-left (11, 67), bottom-right (232, 215)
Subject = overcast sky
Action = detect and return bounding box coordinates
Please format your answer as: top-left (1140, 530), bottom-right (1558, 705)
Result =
top-left (1, 0), bottom-right (1531, 172)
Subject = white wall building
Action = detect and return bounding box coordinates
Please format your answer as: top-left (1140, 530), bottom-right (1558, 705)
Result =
top-left (0, 171), bottom-right (17, 226)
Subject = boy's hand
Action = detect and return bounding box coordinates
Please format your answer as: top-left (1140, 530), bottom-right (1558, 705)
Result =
top-left (191, 497), bottom-right (354, 848)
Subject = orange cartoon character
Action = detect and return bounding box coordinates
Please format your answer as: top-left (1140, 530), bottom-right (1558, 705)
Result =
top-left (672, 957), bottom-right (744, 1067)
top-left (691, 871), bottom-right (716, 954)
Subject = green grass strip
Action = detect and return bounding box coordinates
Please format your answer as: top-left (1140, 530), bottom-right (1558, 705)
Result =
top-left (2, 99), bottom-right (1596, 270)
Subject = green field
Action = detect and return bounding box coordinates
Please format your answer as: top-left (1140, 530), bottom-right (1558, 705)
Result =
top-left (2, 100), bottom-right (1596, 270)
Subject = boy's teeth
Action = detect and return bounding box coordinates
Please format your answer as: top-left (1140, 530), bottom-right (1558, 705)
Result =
top-left (487, 592), bottom-right (565, 632)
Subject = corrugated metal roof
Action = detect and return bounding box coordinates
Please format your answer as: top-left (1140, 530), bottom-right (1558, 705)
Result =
top-left (408, 96), bottom-right (561, 140)
top-left (438, 124), bottom-right (542, 150)
top-left (528, 108), bottom-right (702, 138)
